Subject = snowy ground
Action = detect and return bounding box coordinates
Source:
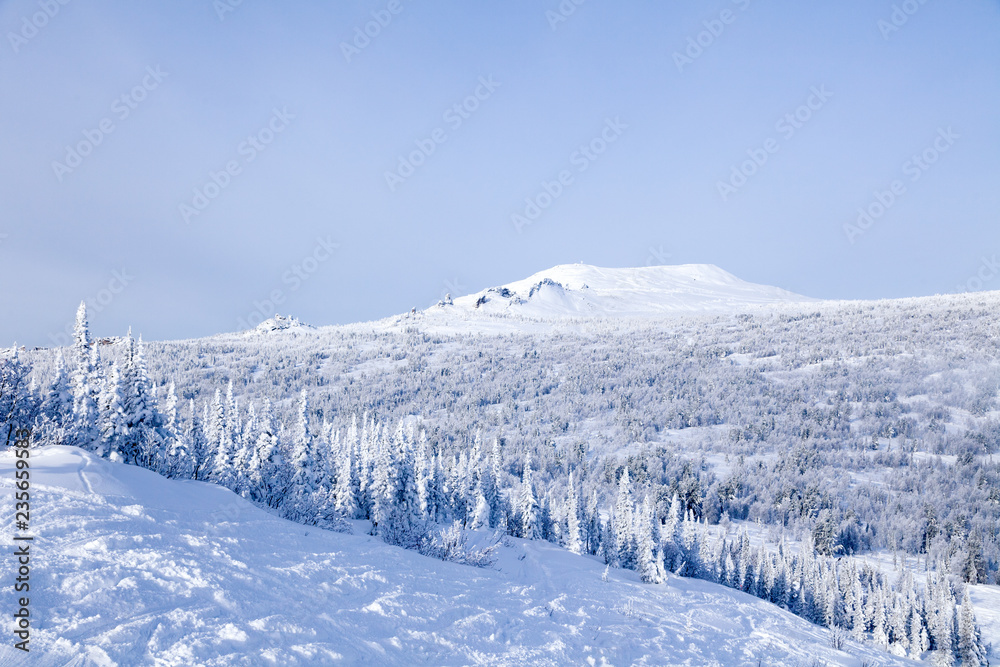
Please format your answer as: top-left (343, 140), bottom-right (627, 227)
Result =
top-left (0, 446), bottom-right (919, 666)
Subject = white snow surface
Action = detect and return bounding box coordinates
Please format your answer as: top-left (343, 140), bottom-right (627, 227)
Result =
top-left (0, 446), bottom-right (918, 666)
top-left (436, 264), bottom-right (816, 319)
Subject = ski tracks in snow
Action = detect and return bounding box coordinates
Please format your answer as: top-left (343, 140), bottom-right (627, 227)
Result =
top-left (76, 451), bottom-right (96, 495)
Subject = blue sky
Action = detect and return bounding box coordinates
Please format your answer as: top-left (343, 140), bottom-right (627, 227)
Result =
top-left (1, 0), bottom-right (998, 346)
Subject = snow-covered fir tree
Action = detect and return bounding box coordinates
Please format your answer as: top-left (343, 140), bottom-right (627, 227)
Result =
top-left (636, 495), bottom-right (660, 583)
top-left (614, 468), bottom-right (635, 569)
top-left (957, 587), bottom-right (987, 666)
top-left (564, 472), bottom-right (583, 555)
top-left (70, 302), bottom-right (99, 447)
top-left (98, 362), bottom-right (125, 460)
top-left (39, 351), bottom-right (73, 444)
top-left (208, 388), bottom-right (235, 489)
top-left (516, 453), bottom-right (540, 540)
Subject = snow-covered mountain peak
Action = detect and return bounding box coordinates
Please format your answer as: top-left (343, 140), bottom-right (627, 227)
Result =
top-left (438, 263), bottom-right (816, 319)
top-left (509, 263), bottom-right (752, 292)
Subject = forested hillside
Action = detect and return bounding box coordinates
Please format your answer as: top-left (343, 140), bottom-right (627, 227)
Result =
top-left (5, 287), bottom-right (999, 663)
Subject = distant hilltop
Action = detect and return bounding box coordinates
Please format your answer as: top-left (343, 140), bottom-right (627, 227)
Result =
top-left (431, 264), bottom-right (815, 319)
top-left (247, 314), bottom-right (314, 334)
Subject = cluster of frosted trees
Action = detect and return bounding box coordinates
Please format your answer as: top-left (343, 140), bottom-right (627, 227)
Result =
top-left (707, 532), bottom-right (988, 665)
top-left (578, 460), bottom-right (988, 664)
top-left (118, 294), bottom-right (1000, 586)
top-left (31, 304), bottom-right (165, 468)
top-left (0, 345), bottom-right (34, 436)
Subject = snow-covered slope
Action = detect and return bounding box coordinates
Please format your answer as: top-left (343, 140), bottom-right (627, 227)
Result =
top-left (0, 446), bottom-right (915, 666)
top-left (434, 264), bottom-right (816, 319)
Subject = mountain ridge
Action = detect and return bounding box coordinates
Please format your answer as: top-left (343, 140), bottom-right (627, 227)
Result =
top-left (433, 263), bottom-right (817, 319)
